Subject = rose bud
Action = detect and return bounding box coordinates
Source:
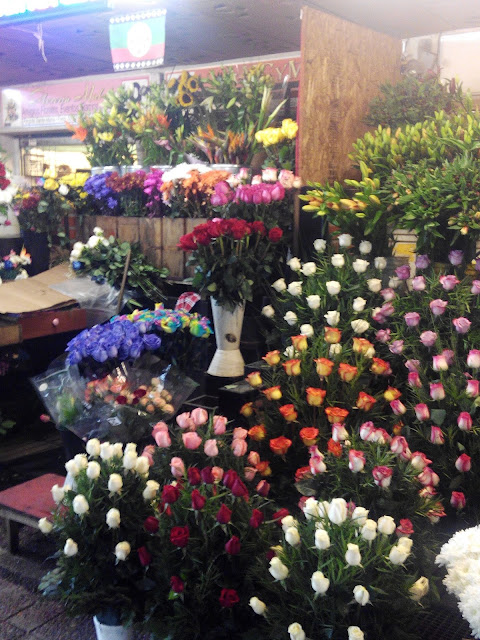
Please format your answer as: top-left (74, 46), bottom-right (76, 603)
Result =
top-left (450, 491), bottom-right (466, 510)
top-left (455, 453), bottom-right (472, 472)
top-left (458, 412), bottom-right (473, 431)
top-left (430, 426), bottom-right (445, 444)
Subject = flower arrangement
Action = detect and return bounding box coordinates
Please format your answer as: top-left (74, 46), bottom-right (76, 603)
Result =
top-left (161, 166), bottom-right (233, 218)
top-left (0, 248), bottom-right (31, 283)
top-left (83, 172), bottom-right (120, 215)
top-left (69, 227), bottom-right (168, 306)
top-left (436, 524), bottom-right (480, 639)
top-left (250, 497), bottom-right (430, 640)
top-left (255, 118), bottom-right (298, 170)
top-left (38, 440), bottom-right (159, 626)
top-left (57, 171), bottom-right (91, 218)
top-left (178, 217), bottom-right (285, 309)
top-left (104, 170), bottom-right (149, 218)
top-left (131, 109), bottom-right (183, 166)
top-left (0, 161), bottom-right (18, 228)
top-left (13, 176), bottom-right (73, 237)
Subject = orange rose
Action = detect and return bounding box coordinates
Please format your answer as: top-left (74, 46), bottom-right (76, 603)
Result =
top-left (269, 436), bottom-right (292, 455)
top-left (283, 359), bottom-right (301, 376)
top-left (291, 334), bottom-right (308, 352)
top-left (352, 337), bottom-right (374, 355)
top-left (356, 391), bottom-right (377, 411)
top-left (256, 460), bottom-right (272, 476)
top-left (240, 402), bottom-right (254, 417)
top-left (295, 466), bottom-right (311, 481)
top-left (314, 358), bottom-right (334, 377)
top-left (262, 350), bottom-right (281, 366)
top-left (248, 424), bottom-right (267, 441)
top-left (306, 387), bottom-right (327, 406)
top-left (324, 406), bottom-right (349, 424)
top-left (338, 363), bottom-right (358, 382)
top-left (324, 327), bottom-right (342, 344)
top-left (263, 386), bottom-right (282, 401)
top-left (246, 371), bottom-right (263, 388)
top-left (327, 438), bottom-right (342, 457)
top-left (299, 427), bottom-right (319, 446)
top-left (279, 404), bottom-right (298, 422)
top-left (370, 358), bottom-right (391, 375)
top-left (384, 386), bottom-right (401, 401)
top-left (393, 421), bottom-right (403, 435)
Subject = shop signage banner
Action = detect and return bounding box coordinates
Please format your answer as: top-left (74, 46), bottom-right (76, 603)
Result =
top-left (109, 9), bottom-right (166, 72)
top-left (1, 75), bottom-right (150, 128)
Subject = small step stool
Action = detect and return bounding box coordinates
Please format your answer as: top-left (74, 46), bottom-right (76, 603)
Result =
top-left (0, 473), bottom-right (64, 553)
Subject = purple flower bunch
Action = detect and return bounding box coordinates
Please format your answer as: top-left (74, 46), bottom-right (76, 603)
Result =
top-left (143, 169), bottom-right (165, 216)
top-left (84, 173), bottom-right (119, 212)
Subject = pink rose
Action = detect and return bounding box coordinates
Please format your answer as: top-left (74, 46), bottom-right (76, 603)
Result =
top-left (451, 491), bottom-right (466, 510)
top-left (176, 412), bottom-right (196, 431)
top-left (191, 407), bottom-right (208, 426)
top-left (348, 449), bottom-right (366, 473)
top-left (415, 403), bottom-right (430, 421)
top-left (417, 467), bottom-right (440, 487)
top-left (231, 438), bottom-right (248, 457)
top-left (432, 355), bottom-right (448, 371)
top-left (332, 423), bottom-right (348, 442)
top-left (152, 421), bottom-right (169, 435)
top-left (380, 302), bottom-right (395, 317)
top-left (381, 288), bottom-right (396, 301)
top-left (141, 445), bottom-right (155, 466)
top-left (256, 479), bottom-right (270, 496)
top-left (455, 453), bottom-right (472, 472)
top-left (415, 255), bottom-right (430, 269)
top-left (359, 421), bottom-right (375, 441)
top-left (458, 412), bottom-right (473, 431)
top-left (155, 430), bottom-right (172, 448)
top-left (420, 331), bottom-right (437, 347)
top-left (248, 451), bottom-right (260, 466)
top-left (372, 427), bottom-right (391, 445)
top-left (448, 250), bottom-right (464, 266)
top-left (471, 280), bottom-right (480, 295)
top-left (170, 457), bottom-right (185, 478)
top-left (211, 466), bottom-right (224, 482)
top-left (408, 371), bottom-right (422, 388)
top-left (182, 432), bottom-right (202, 450)
top-left (405, 359), bottom-right (420, 372)
top-left (213, 415), bottom-right (228, 435)
top-left (439, 275), bottom-right (459, 291)
top-left (429, 299), bottom-right (448, 315)
top-left (466, 379), bottom-right (480, 397)
top-left (389, 340), bottom-right (404, 355)
top-left (404, 312), bottom-right (421, 327)
top-left (390, 436), bottom-right (411, 460)
top-left (390, 399), bottom-right (407, 415)
top-left (375, 329), bottom-right (391, 343)
top-left (429, 382), bottom-right (445, 400)
top-left (278, 169), bottom-right (295, 189)
top-left (233, 427), bottom-right (248, 440)
top-left (372, 465), bottom-right (393, 488)
top-left (395, 264), bottom-right (410, 280)
top-left (411, 275), bottom-right (426, 291)
top-left (244, 466), bottom-right (257, 481)
top-left (430, 426), bottom-right (445, 444)
top-left (204, 439), bottom-right (219, 457)
top-left (453, 317), bottom-right (472, 334)
top-left (410, 451), bottom-right (432, 470)
top-left (442, 349), bottom-right (455, 365)
top-left (467, 349), bottom-right (480, 368)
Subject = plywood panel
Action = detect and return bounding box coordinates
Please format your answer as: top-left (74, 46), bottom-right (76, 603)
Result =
top-left (139, 218), bottom-right (163, 267)
top-left (95, 215), bottom-right (118, 240)
top-left (162, 218), bottom-right (187, 280)
top-left (298, 8), bottom-right (401, 184)
top-left (117, 218), bottom-right (140, 245)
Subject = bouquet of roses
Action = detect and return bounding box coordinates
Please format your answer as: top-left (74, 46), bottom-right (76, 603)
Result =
top-left (0, 248), bottom-right (31, 282)
top-left (178, 217), bottom-right (284, 309)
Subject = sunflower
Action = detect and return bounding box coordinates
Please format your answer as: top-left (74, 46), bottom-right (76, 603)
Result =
top-left (186, 76), bottom-right (200, 93)
top-left (178, 91), bottom-right (194, 107)
top-left (166, 77), bottom-right (178, 91)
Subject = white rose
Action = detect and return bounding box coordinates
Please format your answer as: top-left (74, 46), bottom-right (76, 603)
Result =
top-left (262, 305), bottom-right (275, 318)
top-left (315, 529), bottom-right (331, 550)
top-left (353, 585), bottom-right (370, 605)
top-left (311, 570), bottom-right (330, 594)
top-left (326, 281), bottom-right (341, 295)
top-left (249, 597), bottom-right (267, 615)
top-left (65, 460), bottom-right (80, 477)
top-left (102, 238), bottom-right (110, 247)
top-left (348, 627), bottom-right (365, 640)
top-left (86, 460), bottom-right (101, 480)
top-left (51, 484), bottom-right (65, 504)
top-left (70, 249), bottom-right (81, 259)
top-left (93, 226), bottom-right (103, 236)
top-left (125, 442), bottom-right (137, 453)
top-left (285, 527), bottom-right (301, 547)
top-left (73, 241), bottom-right (84, 251)
top-left (269, 557), bottom-right (289, 580)
top-left (272, 278), bottom-right (287, 292)
top-left (389, 545), bottom-right (409, 565)
top-left (106, 507), bottom-right (121, 529)
top-left (352, 259), bottom-right (370, 274)
top-left (351, 319), bottom-right (370, 334)
top-left (112, 443), bottom-right (124, 458)
top-left (377, 515), bottom-right (396, 535)
top-left (301, 261), bottom-right (316, 276)
top-left (299, 323), bottom-right (314, 338)
top-left (338, 233), bottom-right (352, 247)
top-left (397, 537), bottom-right (413, 552)
top-left (64, 538), bottom-right (78, 556)
top-left (284, 311), bottom-right (298, 326)
top-left (314, 238), bottom-right (327, 252)
top-left (361, 519), bottom-right (377, 541)
top-left (284, 345), bottom-right (297, 358)
top-left (303, 497), bottom-right (320, 519)
top-left (328, 498), bottom-right (347, 524)
top-left (87, 235), bottom-right (101, 248)
top-left (359, 241), bottom-right (372, 255)
top-left (100, 442), bottom-right (114, 461)
top-left (306, 294), bottom-right (321, 310)
top-left (135, 456), bottom-right (150, 475)
top-left (143, 480), bottom-right (160, 501)
top-left (281, 515), bottom-right (299, 532)
top-left (367, 278), bottom-right (382, 293)
top-left (38, 517), bottom-right (53, 534)
top-left (58, 184), bottom-right (69, 196)
top-left (123, 451), bottom-right (138, 470)
top-left (72, 494), bottom-right (89, 515)
top-left (345, 543), bottom-right (362, 566)
top-left (74, 453), bottom-right (88, 470)
top-left (329, 343), bottom-right (342, 357)
top-left (108, 473), bottom-right (123, 493)
top-left (389, 276), bottom-right (400, 289)
top-left (351, 506), bottom-right (369, 526)
top-left (331, 254), bottom-right (345, 268)
top-left (86, 438), bottom-right (101, 457)
top-left (409, 576), bottom-right (429, 601)
top-left (374, 256), bottom-right (387, 270)
top-left (288, 622), bottom-right (306, 640)
top-left (324, 310), bottom-right (340, 326)
top-left (115, 541), bottom-right (131, 561)
top-left (287, 281), bottom-right (302, 296)
top-left (287, 257), bottom-right (302, 271)
top-left (352, 297), bottom-right (367, 313)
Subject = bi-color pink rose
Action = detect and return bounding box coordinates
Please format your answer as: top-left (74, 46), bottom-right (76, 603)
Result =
top-left (453, 317), bottom-right (471, 334)
top-left (455, 453), bottom-right (472, 472)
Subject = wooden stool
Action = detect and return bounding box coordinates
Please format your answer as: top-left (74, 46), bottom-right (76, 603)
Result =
top-left (0, 473), bottom-right (64, 553)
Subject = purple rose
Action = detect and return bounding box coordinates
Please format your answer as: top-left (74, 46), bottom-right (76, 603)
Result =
top-left (405, 359), bottom-right (421, 372)
top-left (419, 331), bottom-right (437, 347)
top-left (404, 312), bottom-right (420, 327)
top-left (375, 329), bottom-right (391, 343)
top-left (415, 255), bottom-right (430, 270)
top-left (430, 299), bottom-right (448, 315)
top-left (471, 280), bottom-right (480, 295)
top-left (143, 334), bottom-right (162, 350)
top-left (439, 275), bottom-right (459, 291)
top-left (448, 250), bottom-right (464, 266)
top-left (411, 275), bottom-right (426, 291)
top-left (389, 340), bottom-right (404, 355)
top-left (395, 264), bottom-right (411, 280)
top-left (453, 317), bottom-right (472, 334)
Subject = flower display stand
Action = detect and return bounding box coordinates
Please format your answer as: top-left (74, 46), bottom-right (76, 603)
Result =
top-left (207, 299), bottom-right (245, 377)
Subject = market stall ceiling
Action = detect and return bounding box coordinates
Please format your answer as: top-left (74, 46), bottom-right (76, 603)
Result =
top-left (1, 0), bottom-right (480, 87)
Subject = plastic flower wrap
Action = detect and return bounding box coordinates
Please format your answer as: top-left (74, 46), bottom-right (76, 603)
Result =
top-left (250, 497), bottom-right (429, 640)
top-left (0, 248), bottom-right (31, 283)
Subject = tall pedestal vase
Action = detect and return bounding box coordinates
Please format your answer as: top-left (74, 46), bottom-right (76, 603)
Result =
top-left (93, 616), bottom-right (133, 640)
top-left (207, 298), bottom-right (245, 377)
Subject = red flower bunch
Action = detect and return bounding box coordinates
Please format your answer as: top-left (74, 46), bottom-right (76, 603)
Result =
top-left (105, 171), bottom-right (147, 193)
top-left (0, 162), bottom-right (11, 191)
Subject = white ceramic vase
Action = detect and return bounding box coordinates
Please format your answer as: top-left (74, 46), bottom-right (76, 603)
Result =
top-left (93, 616), bottom-right (133, 640)
top-left (207, 298), bottom-right (245, 377)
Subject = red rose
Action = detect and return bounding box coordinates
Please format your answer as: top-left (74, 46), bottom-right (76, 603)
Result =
top-left (216, 503), bottom-right (232, 524)
top-left (273, 508), bottom-right (289, 525)
top-left (178, 232), bottom-right (197, 251)
top-left (137, 546), bottom-right (152, 566)
top-left (225, 535), bottom-right (241, 555)
top-left (396, 518), bottom-right (414, 536)
top-left (170, 576), bottom-right (184, 593)
top-left (162, 484), bottom-right (180, 504)
top-left (207, 220), bottom-right (223, 237)
top-left (268, 227), bottom-right (283, 243)
top-left (251, 220), bottom-right (266, 236)
top-left (249, 509), bottom-right (264, 528)
top-left (222, 469), bottom-right (238, 489)
top-left (144, 516), bottom-right (159, 533)
top-left (187, 467), bottom-right (201, 486)
top-left (115, 395), bottom-right (127, 405)
top-left (201, 466), bottom-right (214, 484)
top-left (170, 526), bottom-right (190, 548)
top-left (229, 218), bottom-right (250, 240)
top-left (195, 230), bottom-right (212, 246)
top-left (219, 588), bottom-right (240, 608)
top-left (133, 388), bottom-right (147, 398)
top-left (295, 466), bottom-right (311, 482)
top-left (231, 477), bottom-right (249, 498)
top-left (191, 488), bottom-right (206, 511)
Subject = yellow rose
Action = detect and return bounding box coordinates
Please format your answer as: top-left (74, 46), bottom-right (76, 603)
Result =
top-left (281, 118), bottom-right (298, 139)
top-left (255, 130), bottom-right (266, 143)
top-left (43, 168), bottom-right (57, 179)
top-left (43, 178), bottom-right (59, 191)
top-left (263, 127), bottom-right (284, 147)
